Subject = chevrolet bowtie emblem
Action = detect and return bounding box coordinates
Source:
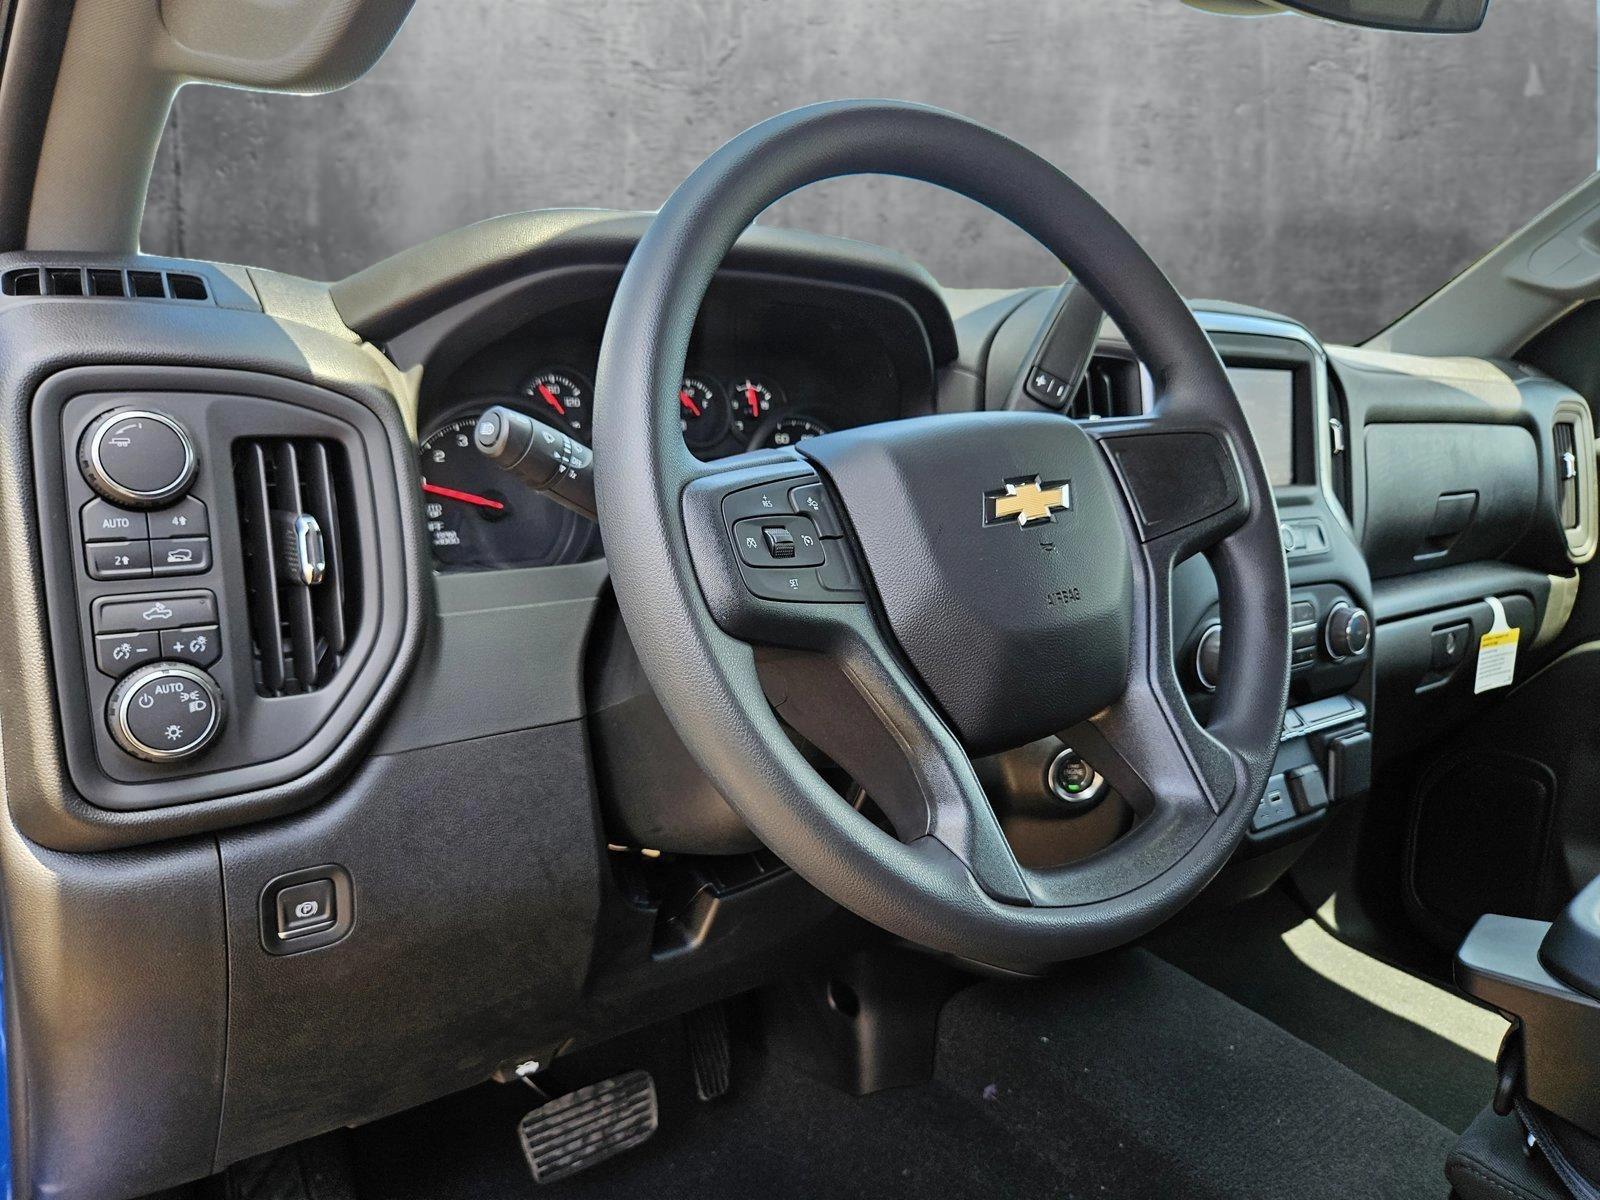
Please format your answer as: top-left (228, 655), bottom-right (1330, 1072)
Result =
top-left (984, 476), bottom-right (1071, 527)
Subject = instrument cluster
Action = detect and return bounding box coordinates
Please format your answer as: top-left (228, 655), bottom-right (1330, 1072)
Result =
top-left (419, 366), bottom-right (831, 572)
top-left (417, 286), bottom-right (921, 574)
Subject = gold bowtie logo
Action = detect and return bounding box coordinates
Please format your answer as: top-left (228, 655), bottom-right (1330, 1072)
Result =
top-left (984, 476), bottom-right (1072, 527)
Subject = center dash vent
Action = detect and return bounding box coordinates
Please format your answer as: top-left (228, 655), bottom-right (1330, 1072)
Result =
top-left (234, 438), bottom-right (359, 697)
top-left (1555, 420), bottom-right (1581, 529)
top-left (1068, 355), bottom-right (1143, 420)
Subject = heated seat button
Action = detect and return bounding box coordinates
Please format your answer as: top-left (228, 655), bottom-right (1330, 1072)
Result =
top-left (86, 539), bottom-right (152, 579)
top-left (276, 879), bottom-right (336, 938)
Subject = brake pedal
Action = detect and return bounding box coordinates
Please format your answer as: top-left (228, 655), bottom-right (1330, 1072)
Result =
top-left (685, 1002), bottom-right (732, 1100)
top-left (518, 1069), bottom-right (657, 1185)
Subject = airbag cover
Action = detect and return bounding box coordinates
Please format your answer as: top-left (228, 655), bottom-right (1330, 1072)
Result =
top-left (803, 412), bottom-right (1133, 754)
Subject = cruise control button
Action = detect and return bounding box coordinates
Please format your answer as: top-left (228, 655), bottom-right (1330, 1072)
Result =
top-left (94, 631), bottom-right (160, 676)
top-left (94, 592), bottom-right (217, 634)
top-left (723, 480), bottom-right (809, 525)
top-left (739, 565), bottom-right (832, 602)
top-left (732, 515), bottom-right (824, 567)
top-left (788, 482), bottom-right (843, 537)
top-left (161, 625), bottom-right (221, 668)
top-left (147, 496), bottom-right (208, 539)
top-left (86, 540), bottom-right (152, 580)
top-left (151, 536), bottom-right (211, 576)
top-left (81, 499), bottom-right (147, 542)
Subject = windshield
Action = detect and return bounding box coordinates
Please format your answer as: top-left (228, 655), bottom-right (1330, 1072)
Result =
top-left (139, 0), bottom-right (1596, 344)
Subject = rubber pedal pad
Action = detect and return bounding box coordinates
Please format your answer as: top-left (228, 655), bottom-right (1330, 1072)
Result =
top-left (685, 1002), bottom-right (733, 1101)
top-left (518, 1069), bottom-right (658, 1185)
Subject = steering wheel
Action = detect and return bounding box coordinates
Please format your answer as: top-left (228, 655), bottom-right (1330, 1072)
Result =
top-left (593, 101), bottom-right (1289, 967)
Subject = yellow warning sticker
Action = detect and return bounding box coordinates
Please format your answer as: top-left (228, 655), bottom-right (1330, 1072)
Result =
top-left (1473, 626), bottom-right (1519, 694)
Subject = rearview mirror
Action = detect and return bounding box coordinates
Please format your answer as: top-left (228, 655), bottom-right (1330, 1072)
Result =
top-left (1275, 0), bottom-right (1487, 32)
top-left (1184, 0), bottom-right (1488, 33)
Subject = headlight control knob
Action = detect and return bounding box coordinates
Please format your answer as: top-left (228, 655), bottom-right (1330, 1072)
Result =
top-left (106, 662), bottom-right (224, 762)
top-left (1324, 601), bottom-right (1371, 661)
top-left (79, 409), bottom-right (198, 509)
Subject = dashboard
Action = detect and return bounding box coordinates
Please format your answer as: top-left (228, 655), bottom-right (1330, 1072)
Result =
top-left (5, 210), bottom-right (1598, 1200)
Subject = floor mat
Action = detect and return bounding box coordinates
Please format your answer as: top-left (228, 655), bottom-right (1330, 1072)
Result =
top-left (1147, 888), bottom-right (1507, 1132)
top-left (349, 949), bottom-right (1455, 1200)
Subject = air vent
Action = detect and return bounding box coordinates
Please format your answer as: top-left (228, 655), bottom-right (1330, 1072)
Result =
top-left (1068, 355), bottom-right (1143, 420)
top-left (234, 438), bottom-right (359, 697)
top-left (1556, 421), bottom-right (1581, 529)
top-left (0, 265), bottom-right (210, 302)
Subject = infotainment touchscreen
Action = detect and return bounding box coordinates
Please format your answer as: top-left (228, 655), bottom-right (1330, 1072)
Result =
top-left (1226, 366), bottom-right (1296, 487)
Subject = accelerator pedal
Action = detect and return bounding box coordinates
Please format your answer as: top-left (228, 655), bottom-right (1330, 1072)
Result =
top-left (518, 1069), bottom-right (658, 1185)
top-left (684, 1002), bottom-right (732, 1101)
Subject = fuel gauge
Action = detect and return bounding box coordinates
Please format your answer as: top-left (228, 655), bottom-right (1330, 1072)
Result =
top-left (678, 375), bottom-right (730, 449)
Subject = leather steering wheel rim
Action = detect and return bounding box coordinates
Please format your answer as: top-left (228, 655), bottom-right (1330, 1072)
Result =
top-left (594, 100), bottom-right (1289, 967)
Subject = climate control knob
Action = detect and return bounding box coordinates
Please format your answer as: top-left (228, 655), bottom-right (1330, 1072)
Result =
top-left (1324, 601), bottom-right (1371, 662)
top-left (79, 409), bottom-right (197, 509)
top-left (106, 662), bottom-right (224, 762)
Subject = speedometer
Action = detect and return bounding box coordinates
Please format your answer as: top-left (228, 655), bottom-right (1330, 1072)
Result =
top-left (420, 409), bottom-right (596, 571)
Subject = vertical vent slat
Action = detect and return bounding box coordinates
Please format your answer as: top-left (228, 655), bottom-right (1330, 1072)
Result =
top-left (1556, 422), bottom-right (1580, 530)
top-left (237, 443), bottom-right (288, 693)
top-left (300, 441), bottom-right (349, 656)
top-left (234, 436), bottom-right (360, 697)
top-left (272, 442), bottom-right (320, 690)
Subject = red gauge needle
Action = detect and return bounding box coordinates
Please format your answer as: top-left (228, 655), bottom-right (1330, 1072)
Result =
top-left (679, 389), bottom-right (702, 418)
top-left (744, 385), bottom-right (760, 417)
top-left (423, 481), bottom-right (505, 511)
top-left (536, 382), bottom-right (567, 416)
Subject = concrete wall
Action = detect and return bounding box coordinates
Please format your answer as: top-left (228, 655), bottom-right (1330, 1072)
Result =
top-left (141, 0), bottom-right (1596, 344)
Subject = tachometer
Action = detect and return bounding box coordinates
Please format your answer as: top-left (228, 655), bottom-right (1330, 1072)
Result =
top-left (421, 409), bottom-right (596, 571)
top-left (678, 375), bottom-right (730, 449)
top-left (522, 369), bottom-right (592, 443)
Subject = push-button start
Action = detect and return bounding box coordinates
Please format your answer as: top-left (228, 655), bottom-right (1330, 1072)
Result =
top-left (106, 662), bottom-right (224, 762)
